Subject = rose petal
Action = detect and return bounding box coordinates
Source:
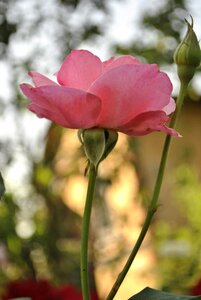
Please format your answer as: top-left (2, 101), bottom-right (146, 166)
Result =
top-left (160, 125), bottom-right (181, 137)
top-left (57, 50), bottom-right (103, 90)
top-left (20, 84), bottom-right (101, 128)
top-left (28, 103), bottom-right (69, 127)
top-left (28, 71), bottom-right (58, 87)
top-left (103, 55), bottom-right (139, 72)
top-left (90, 64), bottom-right (173, 128)
top-left (162, 97), bottom-right (176, 114)
top-left (118, 111), bottom-right (181, 137)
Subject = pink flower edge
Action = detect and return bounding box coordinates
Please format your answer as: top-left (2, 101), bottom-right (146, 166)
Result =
top-left (20, 83), bottom-right (101, 129)
top-left (119, 111), bottom-right (181, 137)
top-left (20, 49), bottom-right (180, 138)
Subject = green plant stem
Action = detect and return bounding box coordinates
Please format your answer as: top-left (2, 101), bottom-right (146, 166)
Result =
top-left (106, 81), bottom-right (188, 300)
top-left (81, 163), bottom-right (97, 300)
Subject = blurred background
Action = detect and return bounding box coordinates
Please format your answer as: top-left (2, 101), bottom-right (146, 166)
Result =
top-left (0, 0), bottom-right (201, 299)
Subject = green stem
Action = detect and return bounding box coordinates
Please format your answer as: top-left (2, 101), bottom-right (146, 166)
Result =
top-left (106, 81), bottom-right (188, 300)
top-left (81, 163), bottom-right (97, 300)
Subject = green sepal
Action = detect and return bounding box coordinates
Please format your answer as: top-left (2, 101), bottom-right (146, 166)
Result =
top-left (82, 129), bottom-right (106, 168)
top-left (102, 129), bottom-right (118, 160)
top-left (129, 287), bottom-right (201, 300)
top-left (80, 128), bottom-right (118, 168)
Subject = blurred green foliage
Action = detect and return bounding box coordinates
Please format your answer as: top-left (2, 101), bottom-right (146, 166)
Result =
top-left (153, 164), bottom-right (201, 293)
top-left (0, 0), bottom-right (110, 292)
top-left (0, 0), bottom-right (17, 55)
top-left (0, 124), bottom-right (83, 288)
top-left (0, 172), bottom-right (5, 199)
top-left (114, 0), bottom-right (187, 64)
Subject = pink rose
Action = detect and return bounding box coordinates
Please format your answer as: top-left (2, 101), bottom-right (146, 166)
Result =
top-left (20, 50), bottom-right (179, 137)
